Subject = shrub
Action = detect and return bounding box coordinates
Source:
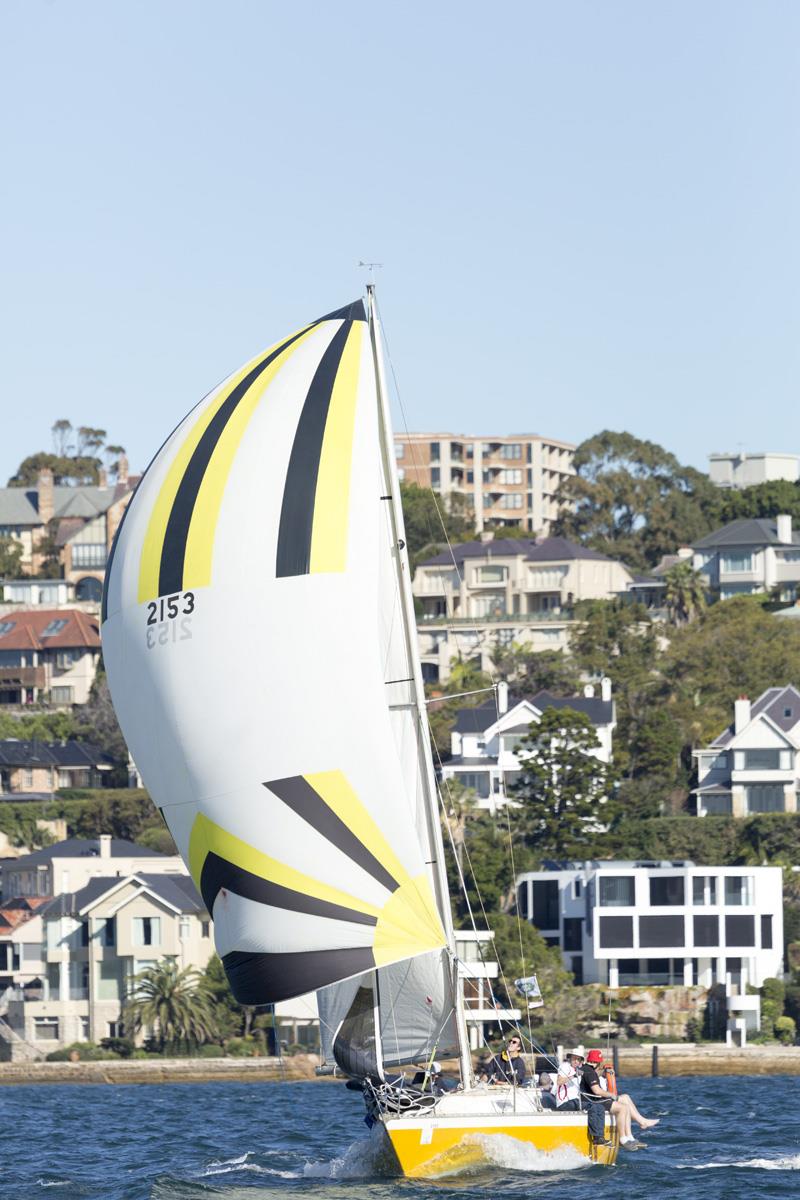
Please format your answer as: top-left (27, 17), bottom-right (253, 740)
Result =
top-left (100, 1037), bottom-right (135, 1058)
top-left (774, 1016), bottom-right (796, 1045)
top-left (225, 1037), bottom-right (259, 1057)
top-left (762, 977), bottom-right (786, 1009)
top-left (45, 1041), bottom-right (117, 1062)
top-left (684, 1017), bottom-right (702, 1043)
top-left (198, 1043), bottom-right (225, 1058)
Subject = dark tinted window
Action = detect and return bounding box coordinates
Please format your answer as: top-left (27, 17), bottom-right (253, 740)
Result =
top-left (639, 915), bottom-right (685, 947)
top-left (649, 876), bottom-right (685, 906)
top-left (599, 916), bottom-right (634, 948)
top-left (725, 915), bottom-right (755, 947)
top-left (532, 881), bottom-right (559, 930)
top-left (761, 915), bottom-right (773, 949)
top-left (599, 876), bottom-right (635, 906)
top-left (517, 885), bottom-right (530, 919)
top-left (693, 915), bottom-right (719, 947)
top-left (571, 956), bottom-right (583, 985)
top-left (563, 918), bottom-right (582, 951)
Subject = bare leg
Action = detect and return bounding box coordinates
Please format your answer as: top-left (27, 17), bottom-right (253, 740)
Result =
top-left (611, 1099), bottom-right (632, 1140)
top-left (617, 1093), bottom-right (659, 1129)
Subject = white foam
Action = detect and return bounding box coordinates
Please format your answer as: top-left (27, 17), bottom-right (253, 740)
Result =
top-left (680, 1155), bottom-right (800, 1172)
top-left (464, 1133), bottom-right (591, 1174)
top-left (303, 1127), bottom-right (393, 1179)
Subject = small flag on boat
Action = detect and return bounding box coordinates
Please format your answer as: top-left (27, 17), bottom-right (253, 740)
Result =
top-left (514, 975), bottom-right (543, 1008)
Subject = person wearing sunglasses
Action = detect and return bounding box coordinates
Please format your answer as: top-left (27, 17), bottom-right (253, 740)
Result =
top-left (483, 1034), bottom-right (527, 1086)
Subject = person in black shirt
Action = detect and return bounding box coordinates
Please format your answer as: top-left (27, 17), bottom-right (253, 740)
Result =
top-left (580, 1049), bottom-right (659, 1150)
top-left (483, 1035), bottom-right (527, 1086)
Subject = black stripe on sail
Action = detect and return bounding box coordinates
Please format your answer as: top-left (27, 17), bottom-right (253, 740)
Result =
top-left (275, 320), bottom-right (352, 577)
top-left (264, 776), bottom-right (399, 894)
top-left (317, 298), bottom-right (366, 323)
top-left (158, 328), bottom-right (313, 597)
top-left (199, 851), bottom-right (377, 927)
top-left (222, 946), bottom-right (375, 1005)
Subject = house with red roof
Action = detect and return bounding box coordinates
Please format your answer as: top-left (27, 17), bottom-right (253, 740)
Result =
top-left (0, 608), bottom-right (101, 706)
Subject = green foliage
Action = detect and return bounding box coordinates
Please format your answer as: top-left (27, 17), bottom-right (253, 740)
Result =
top-left (761, 977), bottom-right (786, 1009)
top-left (663, 561), bottom-right (706, 626)
top-left (718, 479), bottom-right (800, 523)
top-left (400, 481), bottom-right (475, 568)
top-left (510, 708), bottom-right (619, 858)
top-left (447, 809), bottom-right (514, 923)
top-left (123, 961), bottom-right (218, 1051)
top-left (0, 536), bottom-right (24, 578)
top-left (8, 420), bottom-right (127, 487)
top-left (100, 1036), bottom-right (135, 1058)
top-left (201, 953), bottom-right (250, 1041)
top-left (489, 644), bottom-right (581, 695)
top-left (552, 430), bottom-right (720, 570)
top-left (488, 912), bottom-right (572, 1007)
top-left (685, 1016), bottom-right (703, 1043)
top-left (45, 1041), bottom-right (117, 1061)
top-left (774, 1015), bottom-right (796, 1045)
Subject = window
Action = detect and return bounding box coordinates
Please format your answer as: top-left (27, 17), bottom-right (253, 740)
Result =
top-left (132, 916), bottom-right (161, 946)
top-left (40, 619), bottom-right (68, 638)
top-left (97, 961), bottom-right (122, 1000)
top-left (179, 918), bottom-right (191, 940)
top-left (725, 876), bottom-right (753, 906)
top-left (71, 545), bottom-right (106, 568)
top-left (598, 876), bottom-right (635, 907)
top-left (693, 915), bottom-right (719, 946)
top-left (394, 443), bottom-right (404, 459)
top-left (500, 469), bottom-right (523, 484)
top-left (692, 876), bottom-right (717, 906)
top-left (725, 915), bottom-right (755, 946)
top-left (459, 772), bottom-right (490, 798)
top-left (761, 914), bottom-right (773, 949)
top-left (397, 468), bottom-right (405, 481)
top-left (599, 916), bottom-right (633, 948)
top-left (746, 785), bottom-right (785, 813)
top-left (33, 1017), bottom-right (59, 1041)
top-left (499, 493), bottom-right (523, 509)
top-left (563, 918), bottom-right (582, 951)
top-left (573, 880), bottom-right (582, 900)
top-left (702, 793), bottom-right (732, 815)
top-left (466, 470), bottom-right (474, 484)
top-left (499, 443), bottom-right (522, 459)
top-left (80, 922), bottom-right (89, 947)
top-left (649, 876), bottom-right (685, 906)
top-left (201, 920), bottom-right (210, 939)
top-left (720, 552), bottom-right (753, 573)
top-left (22, 942), bottom-right (41, 962)
top-left (95, 917), bottom-right (115, 947)
top-left (22, 769), bottom-right (33, 790)
top-left (51, 687), bottom-right (74, 704)
top-left (532, 880), bottom-right (559, 930)
top-left (474, 565), bottom-right (507, 584)
top-left (430, 467), bottom-right (440, 487)
top-left (736, 748), bottom-right (783, 770)
top-left (0, 621), bottom-right (15, 637)
top-left (79, 1016), bottom-right (90, 1040)
top-left (639, 916), bottom-right (685, 947)
top-left (517, 885), bottom-right (530, 919)
top-left (429, 442), bottom-right (440, 460)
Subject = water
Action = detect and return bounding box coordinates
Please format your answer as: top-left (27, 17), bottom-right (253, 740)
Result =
top-left (3, 1074), bottom-right (799, 1199)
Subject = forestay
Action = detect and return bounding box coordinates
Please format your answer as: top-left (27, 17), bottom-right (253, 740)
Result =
top-left (102, 300), bottom-right (448, 1005)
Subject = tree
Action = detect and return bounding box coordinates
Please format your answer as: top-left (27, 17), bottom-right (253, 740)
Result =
top-left (0, 536), bottom-right (24, 579)
top-left (663, 560), bottom-right (706, 625)
top-left (552, 431), bottom-right (719, 570)
top-left (74, 672), bottom-right (129, 783)
top-left (51, 419), bottom-right (73, 456)
top-left (400, 481), bottom-right (475, 568)
top-left (445, 810), bottom-right (515, 924)
top-left (123, 961), bottom-right (218, 1051)
top-left (511, 708), bottom-right (619, 857)
top-left (201, 953), bottom-right (250, 1040)
top-left (718, 479), bottom-right (800, 524)
top-left (489, 643), bottom-right (581, 695)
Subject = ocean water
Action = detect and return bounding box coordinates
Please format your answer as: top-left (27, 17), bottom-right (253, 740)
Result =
top-left (3, 1074), bottom-right (799, 1199)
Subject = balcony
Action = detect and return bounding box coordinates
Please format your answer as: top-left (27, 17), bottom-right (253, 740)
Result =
top-left (418, 610), bottom-right (573, 626)
top-left (0, 666), bottom-right (46, 688)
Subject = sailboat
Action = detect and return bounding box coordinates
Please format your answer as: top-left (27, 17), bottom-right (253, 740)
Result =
top-left (101, 290), bottom-right (618, 1175)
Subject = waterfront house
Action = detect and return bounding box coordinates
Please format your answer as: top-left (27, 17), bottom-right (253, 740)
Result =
top-left (693, 514), bottom-right (800, 602)
top-left (0, 608), bottom-right (101, 706)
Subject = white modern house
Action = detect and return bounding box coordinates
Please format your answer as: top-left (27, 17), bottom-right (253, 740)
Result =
top-left (693, 686), bottom-right (800, 816)
top-left (708, 451), bottom-right (800, 489)
top-left (516, 861), bottom-right (783, 1040)
top-left (442, 680), bottom-right (614, 812)
top-left (693, 514), bottom-right (800, 602)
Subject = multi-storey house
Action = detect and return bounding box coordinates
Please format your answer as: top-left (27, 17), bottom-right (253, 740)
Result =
top-left (0, 741), bottom-right (115, 797)
top-left (0, 608), bottom-right (101, 706)
top-left (693, 514), bottom-right (800, 602)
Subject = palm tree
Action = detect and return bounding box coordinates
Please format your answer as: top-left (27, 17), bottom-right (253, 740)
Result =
top-left (123, 960), bottom-right (218, 1052)
top-left (663, 561), bottom-right (707, 626)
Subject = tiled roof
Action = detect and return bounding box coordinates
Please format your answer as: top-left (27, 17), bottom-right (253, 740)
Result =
top-left (0, 609), bottom-right (100, 650)
top-left (0, 483), bottom-right (134, 529)
top-left (711, 685), bottom-right (800, 747)
top-left (9, 838), bottom-right (168, 871)
top-left (0, 740), bottom-right (113, 769)
top-left (694, 518), bottom-right (800, 550)
top-left (453, 691), bottom-right (613, 734)
top-left (52, 871), bottom-right (203, 916)
top-left (419, 536), bottom-right (617, 568)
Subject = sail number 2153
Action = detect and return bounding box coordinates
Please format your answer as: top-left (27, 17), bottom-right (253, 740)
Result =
top-left (145, 591), bottom-right (195, 650)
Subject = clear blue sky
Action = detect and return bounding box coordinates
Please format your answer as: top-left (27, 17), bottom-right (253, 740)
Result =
top-left (1, 1), bottom-right (797, 483)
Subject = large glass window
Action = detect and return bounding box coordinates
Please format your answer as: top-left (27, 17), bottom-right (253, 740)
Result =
top-left (692, 876), bottom-right (717, 906)
top-left (132, 916), bottom-right (161, 947)
top-left (761, 915), bottom-right (773, 949)
top-left (97, 961), bottom-right (122, 1000)
top-left (746, 785), bottom-right (785, 813)
top-left (474, 565), bottom-right (507, 584)
top-left (639, 915), bottom-right (685, 947)
top-left (71, 545), bottom-right (106, 568)
top-left (740, 749), bottom-right (781, 770)
top-left (725, 915), bottom-right (755, 946)
top-left (720, 552), bottom-right (753, 573)
top-left (649, 876), bottom-right (685, 906)
top-left (33, 1018), bottom-right (59, 1041)
top-left (693, 915), bottom-right (719, 946)
top-left (725, 876), bottom-right (753, 906)
top-left (459, 772), bottom-right (490, 799)
top-left (598, 876), bottom-right (635, 907)
top-left (532, 880), bottom-right (559, 930)
top-left (599, 916), bottom-right (633, 948)
top-left (563, 918), bottom-right (582, 951)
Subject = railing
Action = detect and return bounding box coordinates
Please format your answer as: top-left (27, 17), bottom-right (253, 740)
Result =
top-left (418, 610), bottom-right (573, 626)
top-left (0, 667), bottom-right (47, 686)
top-left (618, 973), bottom-right (684, 987)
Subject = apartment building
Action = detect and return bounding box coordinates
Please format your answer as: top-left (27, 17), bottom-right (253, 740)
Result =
top-left (708, 451), bottom-right (800, 489)
top-left (3, 836), bottom-right (185, 901)
top-left (516, 861), bottom-right (783, 1019)
top-left (0, 741), bottom-right (114, 797)
top-left (0, 462), bottom-right (136, 597)
top-left (395, 433), bottom-right (575, 533)
top-left (0, 608), bottom-right (101, 706)
top-left (442, 680), bottom-right (614, 811)
top-left (693, 514), bottom-right (800, 602)
top-left (693, 687), bottom-right (800, 816)
top-left (2, 871), bottom-right (211, 1053)
top-left (414, 536), bottom-right (633, 681)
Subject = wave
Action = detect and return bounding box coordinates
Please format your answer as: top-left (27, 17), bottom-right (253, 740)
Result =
top-left (461, 1134), bottom-right (590, 1174)
top-left (303, 1128), bottom-right (397, 1179)
top-left (680, 1154), bottom-right (800, 1171)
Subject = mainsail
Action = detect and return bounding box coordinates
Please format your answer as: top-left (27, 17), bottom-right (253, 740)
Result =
top-left (102, 299), bottom-right (450, 1007)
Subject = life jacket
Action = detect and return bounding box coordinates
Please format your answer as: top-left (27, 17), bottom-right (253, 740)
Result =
top-left (603, 1066), bottom-right (617, 1097)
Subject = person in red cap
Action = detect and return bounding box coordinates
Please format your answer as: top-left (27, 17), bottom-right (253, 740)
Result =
top-left (580, 1048), bottom-right (659, 1151)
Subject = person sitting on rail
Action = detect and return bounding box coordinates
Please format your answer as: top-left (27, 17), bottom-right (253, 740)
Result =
top-left (580, 1048), bottom-right (659, 1151)
top-left (483, 1034), bottom-right (527, 1086)
top-left (537, 1070), bottom-right (557, 1109)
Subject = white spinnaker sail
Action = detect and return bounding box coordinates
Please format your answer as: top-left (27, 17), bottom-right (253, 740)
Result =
top-left (102, 301), bottom-right (447, 1004)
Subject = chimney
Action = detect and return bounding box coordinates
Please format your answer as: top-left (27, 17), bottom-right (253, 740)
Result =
top-left (497, 680), bottom-right (509, 714)
top-left (480, 529), bottom-right (495, 544)
top-left (37, 468), bottom-right (54, 525)
top-left (734, 696), bottom-right (751, 734)
top-left (98, 467), bottom-right (108, 488)
top-left (583, 684), bottom-right (595, 698)
top-left (601, 676), bottom-right (612, 703)
top-left (99, 834), bottom-right (111, 859)
top-left (777, 514), bottom-right (792, 544)
top-left (117, 453), bottom-right (129, 488)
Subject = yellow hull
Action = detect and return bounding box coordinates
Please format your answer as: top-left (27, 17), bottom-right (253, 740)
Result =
top-left (383, 1110), bottom-right (618, 1177)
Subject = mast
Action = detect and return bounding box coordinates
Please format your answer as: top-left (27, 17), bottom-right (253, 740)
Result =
top-left (366, 284), bottom-right (473, 1090)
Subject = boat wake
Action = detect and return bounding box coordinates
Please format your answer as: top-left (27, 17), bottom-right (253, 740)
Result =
top-left (303, 1128), bottom-right (398, 1179)
top-left (419, 1133), bottom-right (591, 1178)
top-left (680, 1154), bottom-right (800, 1171)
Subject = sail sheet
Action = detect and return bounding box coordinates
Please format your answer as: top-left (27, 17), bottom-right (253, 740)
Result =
top-left (102, 300), bottom-right (447, 1004)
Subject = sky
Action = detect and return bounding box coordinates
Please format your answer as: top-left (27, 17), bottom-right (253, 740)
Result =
top-left (1, 1), bottom-right (798, 483)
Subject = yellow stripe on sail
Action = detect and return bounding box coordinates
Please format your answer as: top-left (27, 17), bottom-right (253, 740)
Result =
top-left (372, 872), bottom-right (447, 967)
top-left (304, 769), bottom-right (414, 891)
top-left (181, 325), bottom-right (320, 591)
top-left (308, 321), bottom-right (364, 574)
top-left (137, 327), bottom-right (310, 603)
top-left (188, 811), bottom-right (381, 920)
